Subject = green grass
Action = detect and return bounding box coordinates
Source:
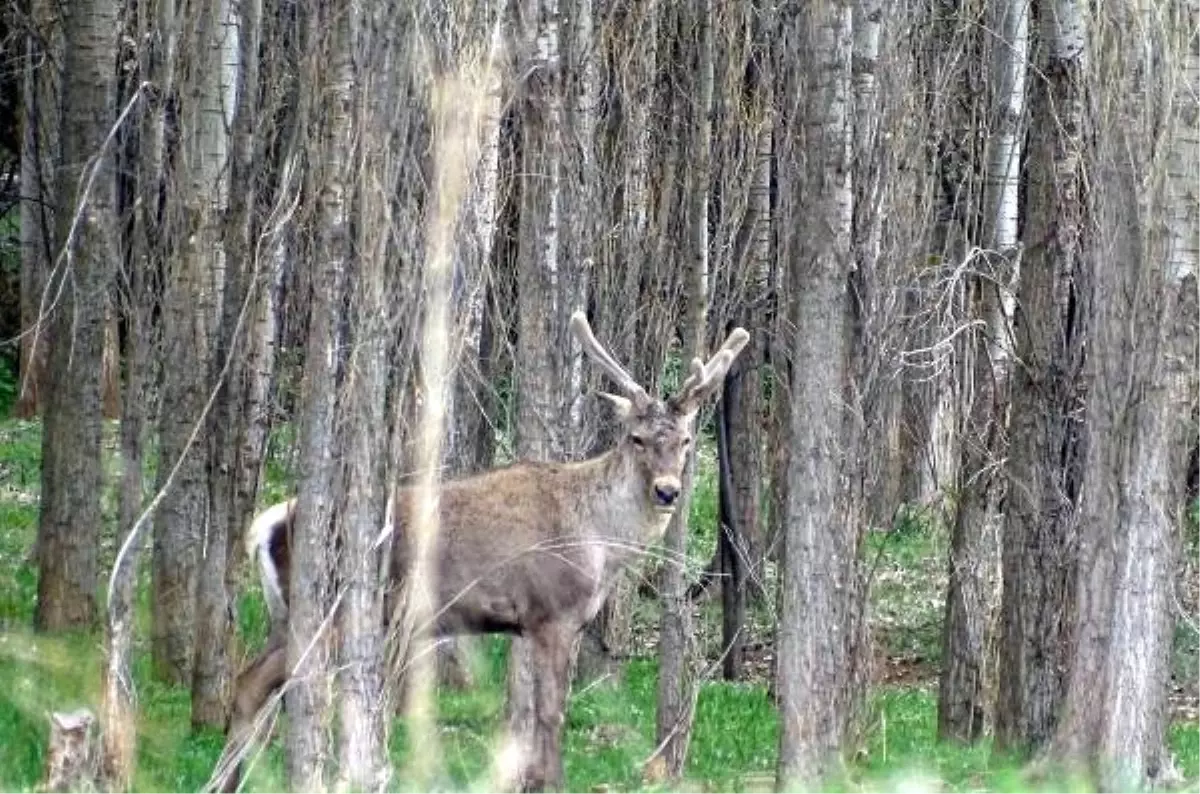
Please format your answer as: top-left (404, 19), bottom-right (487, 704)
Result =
top-left (0, 418), bottom-right (1197, 792)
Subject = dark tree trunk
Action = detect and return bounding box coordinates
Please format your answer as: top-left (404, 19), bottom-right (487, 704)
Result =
top-left (35, 0), bottom-right (121, 632)
top-left (717, 374), bottom-right (745, 681)
top-left (15, 0), bottom-right (59, 421)
top-left (995, 0), bottom-right (1090, 752)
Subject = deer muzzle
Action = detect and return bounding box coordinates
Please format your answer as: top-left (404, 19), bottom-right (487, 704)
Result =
top-left (652, 478), bottom-right (681, 509)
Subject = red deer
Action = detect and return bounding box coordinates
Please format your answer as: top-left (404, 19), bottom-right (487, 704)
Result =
top-left (219, 311), bottom-right (749, 791)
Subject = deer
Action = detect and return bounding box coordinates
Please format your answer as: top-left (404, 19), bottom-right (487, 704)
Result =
top-left (218, 311), bottom-right (749, 792)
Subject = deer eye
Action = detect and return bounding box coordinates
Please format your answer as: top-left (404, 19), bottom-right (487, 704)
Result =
top-left (682, 436), bottom-right (692, 448)
top-left (630, 434), bottom-right (646, 448)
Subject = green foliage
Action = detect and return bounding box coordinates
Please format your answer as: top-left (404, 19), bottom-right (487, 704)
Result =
top-left (864, 510), bottom-right (949, 667)
top-left (0, 356), bottom-right (17, 418)
top-left (0, 421), bottom-right (41, 629)
top-left (0, 417), bottom-right (1198, 793)
top-left (686, 438), bottom-right (720, 570)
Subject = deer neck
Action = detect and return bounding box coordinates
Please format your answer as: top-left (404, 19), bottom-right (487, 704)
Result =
top-left (573, 447), bottom-right (675, 561)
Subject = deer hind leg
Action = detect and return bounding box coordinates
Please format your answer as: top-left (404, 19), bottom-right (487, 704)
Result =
top-left (523, 622), bottom-right (577, 792)
top-left (218, 642), bottom-right (287, 793)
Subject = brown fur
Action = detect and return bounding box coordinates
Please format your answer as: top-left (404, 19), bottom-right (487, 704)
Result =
top-left (220, 314), bottom-right (749, 792)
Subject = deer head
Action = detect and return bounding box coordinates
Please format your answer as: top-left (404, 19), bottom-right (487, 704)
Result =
top-left (569, 311), bottom-right (750, 513)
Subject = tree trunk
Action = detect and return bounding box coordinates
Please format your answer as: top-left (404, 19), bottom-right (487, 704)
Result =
top-left (717, 373), bottom-right (746, 680)
top-left (995, 0), bottom-right (1089, 753)
top-left (507, 0), bottom-right (586, 786)
top-left (151, 0), bottom-right (229, 678)
top-left (285, 2), bottom-right (353, 785)
top-left (1047, 3), bottom-right (1198, 787)
top-left (576, 0), bottom-right (661, 683)
top-left (774, 0), bottom-right (855, 785)
top-left (15, 0), bottom-right (59, 420)
top-left (35, 0), bottom-right (121, 632)
top-left (189, 0), bottom-right (241, 725)
top-left (937, 0), bottom-right (1026, 743)
top-left (653, 0), bottom-right (711, 779)
top-left (100, 192), bottom-right (154, 793)
top-left (337, 87), bottom-right (391, 794)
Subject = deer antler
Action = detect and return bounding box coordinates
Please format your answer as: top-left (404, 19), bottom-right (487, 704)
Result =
top-left (570, 311), bottom-right (652, 409)
top-left (672, 327), bottom-right (751, 411)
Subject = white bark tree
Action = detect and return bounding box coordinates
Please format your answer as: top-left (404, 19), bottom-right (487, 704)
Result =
top-left (938, 0), bottom-right (1026, 742)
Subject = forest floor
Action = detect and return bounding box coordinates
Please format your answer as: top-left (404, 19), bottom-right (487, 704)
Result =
top-left (0, 417), bottom-right (1197, 792)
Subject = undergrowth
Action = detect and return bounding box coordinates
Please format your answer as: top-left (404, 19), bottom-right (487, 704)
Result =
top-left (0, 418), bottom-right (1197, 792)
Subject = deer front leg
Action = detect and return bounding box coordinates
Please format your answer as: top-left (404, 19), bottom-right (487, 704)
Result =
top-left (522, 622), bottom-right (577, 792)
top-left (217, 642), bottom-right (286, 792)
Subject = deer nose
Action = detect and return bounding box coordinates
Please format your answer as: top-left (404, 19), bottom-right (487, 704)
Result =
top-left (653, 482), bottom-right (679, 506)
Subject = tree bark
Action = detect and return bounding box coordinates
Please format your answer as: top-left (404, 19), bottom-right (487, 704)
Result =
top-left (576, 0), bottom-right (661, 683)
top-left (1047, 3), bottom-right (1198, 786)
top-left (35, 0), bottom-right (121, 632)
top-left (717, 372), bottom-right (746, 680)
top-left (285, 1), bottom-right (352, 785)
top-left (15, 0), bottom-right (59, 420)
top-left (100, 182), bottom-right (154, 793)
top-left (995, 0), bottom-right (1090, 753)
top-left (653, 0), bottom-right (712, 779)
top-left (188, 0), bottom-right (241, 724)
top-left (507, 0), bottom-right (586, 785)
top-left (774, 0), bottom-right (855, 785)
top-left (151, 0), bottom-right (229, 682)
top-left (938, 0), bottom-right (1026, 743)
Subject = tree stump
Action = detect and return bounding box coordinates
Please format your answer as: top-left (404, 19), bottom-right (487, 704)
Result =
top-left (43, 709), bottom-right (98, 792)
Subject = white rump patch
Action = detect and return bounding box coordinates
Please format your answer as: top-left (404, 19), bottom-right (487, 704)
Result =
top-left (246, 499), bottom-right (294, 624)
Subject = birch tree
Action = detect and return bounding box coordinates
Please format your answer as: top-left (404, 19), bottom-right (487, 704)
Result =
top-left (938, 0), bottom-right (1026, 742)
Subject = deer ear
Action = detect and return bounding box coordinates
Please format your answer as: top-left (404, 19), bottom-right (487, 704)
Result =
top-left (597, 392), bottom-right (634, 421)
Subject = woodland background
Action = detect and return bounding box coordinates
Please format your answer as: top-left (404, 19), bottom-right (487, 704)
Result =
top-left (0, 0), bottom-right (1197, 791)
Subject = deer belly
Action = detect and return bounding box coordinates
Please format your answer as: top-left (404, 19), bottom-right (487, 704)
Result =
top-left (435, 591), bottom-right (523, 636)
